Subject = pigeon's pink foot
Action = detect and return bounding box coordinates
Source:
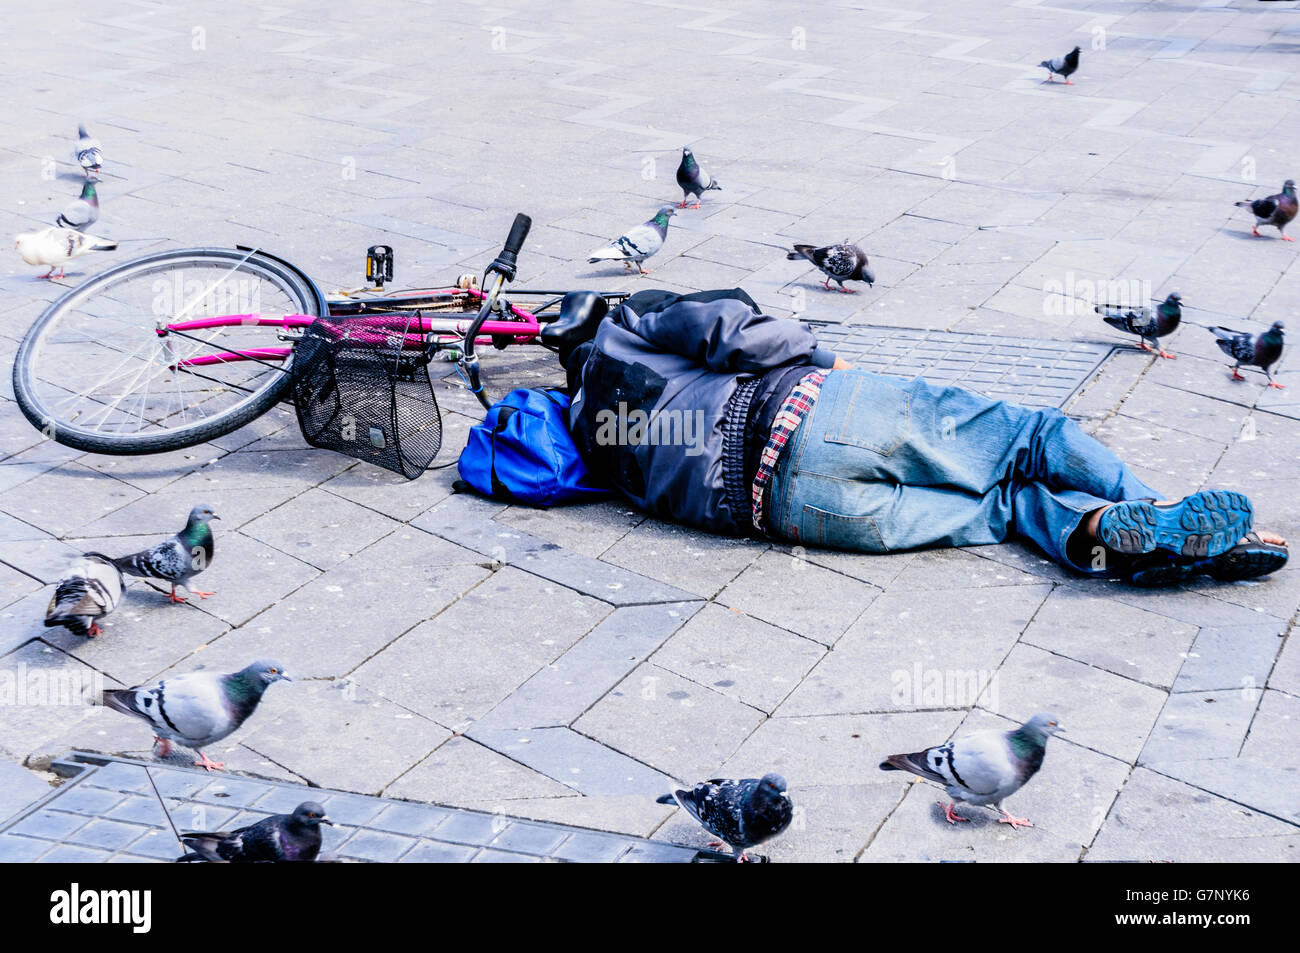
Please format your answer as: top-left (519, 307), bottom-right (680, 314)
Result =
top-left (997, 809), bottom-right (1034, 830)
top-left (736, 851), bottom-right (751, 863)
top-left (1270, 381), bottom-right (1287, 389)
top-left (823, 278), bottom-right (833, 291)
top-left (1065, 80), bottom-right (1074, 85)
top-left (1252, 228), bottom-right (1262, 237)
top-left (706, 840), bottom-right (725, 848)
top-left (942, 801), bottom-right (969, 824)
top-left (836, 285), bottom-right (857, 294)
top-left (168, 587), bottom-right (189, 604)
top-left (153, 737), bottom-right (172, 758)
top-left (1158, 350), bottom-right (1176, 360)
top-left (1284, 235), bottom-right (1294, 242)
top-left (1231, 370), bottom-right (1247, 382)
top-left (86, 622), bottom-right (102, 638)
top-left (688, 203), bottom-right (702, 210)
top-left (192, 751), bottom-right (225, 772)
top-left (676, 201), bottom-right (689, 209)
top-left (191, 589), bottom-right (216, 599)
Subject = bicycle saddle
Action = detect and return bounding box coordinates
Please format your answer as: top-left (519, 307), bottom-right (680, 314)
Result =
top-left (540, 291), bottom-right (609, 363)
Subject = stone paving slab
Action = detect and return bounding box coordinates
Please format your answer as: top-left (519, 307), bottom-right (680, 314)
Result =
top-left (0, 753), bottom-right (714, 863)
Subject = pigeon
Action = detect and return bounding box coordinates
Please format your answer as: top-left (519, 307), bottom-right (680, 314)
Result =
top-left (786, 242), bottom-right (875, 293)
top-left (587, 205), bottom-right (675, 274)
top-left (655, 773), bottom-right (793, 862)
top-left (177, 802), bottom-right (332, 862)
top-left (1096, 292), bottom-right (1183, 359)
top-left (675, 147), bottom-right (722, 209)
top-left (14, 226), bottom-right (118, 279)
top-left (44, 553), bottom-right (124, 638)
top-left (112, 504), bottom-right (218, 603)
top-left (101, 659), bottom-right (291, 771)
top-left (74, 123), bottom-right (103, 177)
top-left (1210, 321), bottom-right (1286, 388)
top-left (55, 179), bottom-right (99, 231)
top-left (1039, 46), bottom-right (1080, 84)
top-left (880, 713), bottom-right (1064, 829)
top-left (1234, 179), bottom-right (1298, 240)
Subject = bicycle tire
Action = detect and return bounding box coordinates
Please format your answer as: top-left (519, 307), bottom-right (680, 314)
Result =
top-left (13, 247), bottom-right (326, 456)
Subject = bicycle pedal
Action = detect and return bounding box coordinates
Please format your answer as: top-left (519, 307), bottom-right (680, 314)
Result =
top-left (366, 245), bottom-right (394, 287)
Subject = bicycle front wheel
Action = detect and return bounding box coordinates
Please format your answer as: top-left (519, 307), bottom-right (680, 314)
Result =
top-left (13, 247), bottom-right (326, 455)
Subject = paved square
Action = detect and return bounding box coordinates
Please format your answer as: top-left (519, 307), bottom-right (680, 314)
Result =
top-left (1, 0), bottom-right (1299, 862)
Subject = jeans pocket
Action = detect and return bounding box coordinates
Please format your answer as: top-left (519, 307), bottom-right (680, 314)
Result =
top-left (824, 376), bottom-right (912, 457)
top-left (798, 504), bottom-right (889, 552)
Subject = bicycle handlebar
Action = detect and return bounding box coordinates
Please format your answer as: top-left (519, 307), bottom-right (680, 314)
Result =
top-left (487, 213), bottom-right (532, 281)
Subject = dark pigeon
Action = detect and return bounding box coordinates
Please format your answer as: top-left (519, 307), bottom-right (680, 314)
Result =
top-left (1096, 292), bottom-right (1183, 359)
top-left (786, 242), bottom-right (874, 293)
top-left (880, 712), bottom-right (1064, 829)
top-left (55, 179), bottom-right (100, 231)
top-left (675, 147), bottom-right (721, 209)
top-left (101, 659), bottom-right (291, 771)
top-left (112, 504), bottom-right (218, 603)
top-left (1235, 180), bottom-right (1298, 240)
top-left (44, 553), bottom-right (123, 638)
top-left (656, 773), bottom-right (793, 862)
top-left (1211, 320), bottom-right (1286, 388)
top-left (177, 802), bottom-right (332, 862)
top-left (1039, 46), bottom-right (1080, 84)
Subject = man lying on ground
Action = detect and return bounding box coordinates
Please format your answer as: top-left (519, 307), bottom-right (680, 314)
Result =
top-left (566, 288), bottom-right (1288, 587)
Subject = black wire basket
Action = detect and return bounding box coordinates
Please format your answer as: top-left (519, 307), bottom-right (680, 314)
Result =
top-left (290, 315), bottom-right (442, 479)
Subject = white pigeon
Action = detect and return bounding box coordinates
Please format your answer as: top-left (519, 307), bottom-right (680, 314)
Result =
top-left (879, 712), bottom-right (1065, 829)
top-left (44, 553), bottom-right (125, 639)
top-left (15, 226), bottom-right (117, 279)
top-left (587, 205), bottom-right (675, 274)
top-left (101, 660), bottom-right (291, 771)
top-left (74, 123), bottom-right (103, 176)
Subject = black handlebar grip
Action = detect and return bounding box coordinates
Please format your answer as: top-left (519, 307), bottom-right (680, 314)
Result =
top-left (489, 213), bottom-right (532, 280)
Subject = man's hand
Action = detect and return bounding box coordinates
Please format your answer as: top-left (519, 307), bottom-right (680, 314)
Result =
top-left (832, 356), bottom-right (854, 370)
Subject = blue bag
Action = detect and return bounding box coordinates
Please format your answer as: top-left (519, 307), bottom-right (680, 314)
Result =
top-left (456, 389), bottom-right (611, 507)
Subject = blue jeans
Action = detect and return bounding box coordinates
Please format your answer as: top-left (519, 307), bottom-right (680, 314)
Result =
top-left (766, 370), bottom-right (1160, 573)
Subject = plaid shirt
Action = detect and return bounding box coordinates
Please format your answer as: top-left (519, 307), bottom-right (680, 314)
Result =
top-left (751, 370), bottom-right (826, 532)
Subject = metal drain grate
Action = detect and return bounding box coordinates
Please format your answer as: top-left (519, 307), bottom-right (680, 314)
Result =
top-left (811, 326), bottom-right (1114, 408)
top-left (0, 753), bottom-right (724, 864)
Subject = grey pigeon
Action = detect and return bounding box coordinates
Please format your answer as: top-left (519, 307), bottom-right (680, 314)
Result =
top-left (1234, 179), bottom-right (1297, 240)
top-left (112, 504), bottom-right (218, 603)
top-left (675, 147), bottom-right (722, 209)
top-left (55, 179), bottom-right (99, 231)
top-left (587, 205), bottom-right (675, 274)
top-left (177, 802), bottom-right (332, 862)
top-left (101, 659), bottom-right (291, 771)
top-left (1039, 46), bottom-right (1080, 84)
top-left (44, 553), bottom-right (124, 638)
top-left (74, 123), bottom-right (103, 177)
top-left (786, 242), bottom-right (874, 293)
top-left (14, 226), bottom-right (117, 279)
top-left (655, 773), bottom-right (793, 862)
top-left (1096, 292), bottom-right (1182, 359)
top-left (879, 713), bottom-right (1065, 829)
top-left (1211, 321), bottom-right (1286, 388)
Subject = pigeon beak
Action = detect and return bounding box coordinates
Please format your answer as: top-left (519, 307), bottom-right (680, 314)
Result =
top-left (321, 817), bottom-right (334, 826)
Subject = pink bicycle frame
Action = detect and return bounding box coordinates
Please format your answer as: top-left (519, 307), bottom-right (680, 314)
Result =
top-left (161, 287), bottom-right (541, 368)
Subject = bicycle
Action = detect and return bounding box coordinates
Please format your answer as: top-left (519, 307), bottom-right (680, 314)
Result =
top-left (12, 214), bottom-right (627, 477)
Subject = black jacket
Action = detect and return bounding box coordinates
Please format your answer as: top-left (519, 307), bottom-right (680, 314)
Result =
top-left (568, 289), bottom-right (835, 535)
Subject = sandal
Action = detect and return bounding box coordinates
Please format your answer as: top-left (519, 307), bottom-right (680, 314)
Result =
top-left (1124, 532), bottom-right (1288, 588)
top-left (1097, 490), bottom-right (1253, 559)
